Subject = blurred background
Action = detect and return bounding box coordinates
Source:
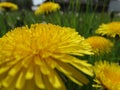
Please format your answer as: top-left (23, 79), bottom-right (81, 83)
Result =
top-left (0, 0), bottom-right (110, 11)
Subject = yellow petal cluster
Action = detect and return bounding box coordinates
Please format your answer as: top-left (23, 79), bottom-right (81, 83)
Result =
top-left (0, 2), bottom-right (18, 11)
top-left (35, 2), bottom-right (60, 15)
top-left (0, 23), bottom-right (93, 90)
top-left (93, 61), bottom-right (120, 90)
top-left (95, 22), bottom-right (120, 38)
top-left (85, 36), bottom-right (113, 55)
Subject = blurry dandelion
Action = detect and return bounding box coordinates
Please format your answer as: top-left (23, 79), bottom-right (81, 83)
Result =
top-left (95, 22), bottom-right (120, 38)
top-left (35, 2), bottom-right (60, 15)
top-left (85, 36), bottom-right (113, 55)
top-left (93, 61), bottom-right (120, 90)
top-left (0, 2), bottom-right (18, 11)
top-left (0, 23), bottom-right (93, 90)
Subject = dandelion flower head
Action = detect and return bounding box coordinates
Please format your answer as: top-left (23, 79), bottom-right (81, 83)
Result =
top-left (93, 61), bottom-right (120, 90)
top-left (85, 36), bottom-right (113, 55)
top-left (0, 23), bottom-right (93, 90)
top-left (95, 22), bottom-right (120, 38)
top-left (0, 2), bottom-right (18, 11)
top-left (35, 2), bottom-right (60, 15)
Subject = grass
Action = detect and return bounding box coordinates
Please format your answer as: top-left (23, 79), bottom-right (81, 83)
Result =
top-left (0, 0), bottom-right (120, 90)
top-left (0, 10), bottom-right (112, 36)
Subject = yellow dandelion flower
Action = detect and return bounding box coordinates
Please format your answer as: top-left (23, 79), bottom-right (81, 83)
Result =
top-left (93, 61), bottom-right (120, 90)
top-left (0, 23), bottom-right (93, 90)
top-left (35, 2), bottom-right (60, 15)
top-left (85, 36), bottom-right (113, 54)
top-left (95, 22), bottom-right (120, 38)
top-left (0, 2), bottom-right (18, 11)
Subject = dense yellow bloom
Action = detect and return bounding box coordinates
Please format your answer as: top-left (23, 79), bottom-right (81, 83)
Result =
top-left (85, 36), bottom-right (113, 54)
top-left (35, 2), bottom-right (60, 15)
top-left (95, 22), bottom-right (120, 38)
top-left (0, 23), bottom-right (93, 90)
top-left (93, 61), bottom-right (120, 90)
top-left (0, 2), bottom-right (18, 11)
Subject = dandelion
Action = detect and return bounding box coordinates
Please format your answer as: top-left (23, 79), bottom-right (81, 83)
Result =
top-left (93, 61), bottom-right (120, 90)
top-left (0, 23), bottom-right (93, 90)
top-left (95, 22), bottom-right (120, 38)
top-left (0, 2), bottom-right (18, 11)
top-left (85, 36), bottom-right (113, 55)
top-left (35, 2), bottom-right (60, 15)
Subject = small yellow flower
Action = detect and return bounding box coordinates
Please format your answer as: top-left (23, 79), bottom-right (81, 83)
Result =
top-left (0, 23), bottom-right (93, 90)
top-left (93, 61), bottom-right (120, 90)
top-left (35, 2), bottom-right (60, 15)
top-left (0, 2), bottom-right (18, 11)
top-left (95, 22), bottom-right (120, 38)
top-left (85, 36), bottom-right (113, 54)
